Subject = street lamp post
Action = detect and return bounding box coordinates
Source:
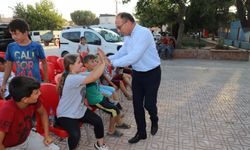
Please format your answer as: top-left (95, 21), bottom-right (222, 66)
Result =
top-left (114, 0), bottom-right (118, 14)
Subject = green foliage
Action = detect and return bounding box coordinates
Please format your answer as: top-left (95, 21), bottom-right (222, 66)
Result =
top-left (13, 0), bottom-right (65, 30)
top-left (135, 0), bottom-right (177, 27)
top-left (70, 10), bottom-right (98, 26)
top-left (182, 36), bottom-right (207, 48)
top-left (215, 37), bottom-right (229, 49)
top-left (185, 0), bottom-right (235, 34)
top-left (135, 0), bottom-right (188, 48)
top-left (235, 0), bottom-right (250, 30)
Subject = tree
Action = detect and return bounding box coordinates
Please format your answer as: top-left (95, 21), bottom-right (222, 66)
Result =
top-left (173, 0), bottom-right (188, 48)
top-left (135, 0), bottom-right (188, 48)
top-left (185, 0), bottom-right (235, 36)
top-left (135, 0), bottom-right (177, 27)
top-left (235, 0), bottom-right (250, 30)
top-left (13, 0), bottom-right (65, 30)
top-left (70, 10), bottom-right (98, 26)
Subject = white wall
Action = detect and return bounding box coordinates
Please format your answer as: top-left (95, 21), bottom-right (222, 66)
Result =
top-left (99, 15), bottom-right (115, 24)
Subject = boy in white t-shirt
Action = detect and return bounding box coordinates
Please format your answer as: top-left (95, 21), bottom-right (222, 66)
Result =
top-left (0, 57), bottom-right (14, 100)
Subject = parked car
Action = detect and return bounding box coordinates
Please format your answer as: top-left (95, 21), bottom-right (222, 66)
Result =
top-left (0, 24), bottom-right (14, 52)
top-left (30, 30), bottom-right (61, 46)
top-left (59, 27), bottom-right (123, 57)
top-left (29, 31), bottom-right (42, 43)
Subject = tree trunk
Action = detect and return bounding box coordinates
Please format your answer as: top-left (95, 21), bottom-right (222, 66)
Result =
top-left (246, 0), bottom-right (250, 30)
top-left (236, 0), bottom-right (247, 29)
top-left (176, 22), bottom-right (184, 48)
top-left (175, 0), bottom-right (186, 49)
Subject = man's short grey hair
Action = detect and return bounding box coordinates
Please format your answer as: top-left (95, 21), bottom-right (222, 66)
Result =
top-left (117, 12), bottom-right (135, 23)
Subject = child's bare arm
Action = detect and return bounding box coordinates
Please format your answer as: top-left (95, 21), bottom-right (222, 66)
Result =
top-left (36, 105), bottom-right (53, 145)
top-left (1, 61), bottom-right (13, 94)
top-left (103, 74), bottom-right (118, 89)
top-left (0, 131), bottom-right (5, 150)
top-left (83, 49), bottom-right (105, 84)
top-left (41, 59), bottom-right (49, 83)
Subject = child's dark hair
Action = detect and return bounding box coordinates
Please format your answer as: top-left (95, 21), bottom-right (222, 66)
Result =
top-left (9, 76), bottom-right (40, 102)
top-left (80, 36), bottom-right (86, 40)
top-left (8, 18), bottom-right (30, 33)
top-left (57, 54), bottom-right (78, 96)
top-left (0, 57), bottom-right (6, 64)
top-left (83, 54), bottom-right (96, 64)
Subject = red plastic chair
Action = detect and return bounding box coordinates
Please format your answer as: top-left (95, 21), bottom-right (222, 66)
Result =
top-left (37, 83), bottom-right (91, 143)
top-left (36, 83), bottom-right (68, 139)
top-left (40, 62), bottom-right (56, 84)
top-left (56, 58), bottom-right (64, 73)
top-left (12, 63), bottom-right (16, 73)
top-left (0, 52), bottom-right (5, 58)
top-left (46, 56), bottom-right (59, 64)
top-left (46, 56), bottom-right (62, 74)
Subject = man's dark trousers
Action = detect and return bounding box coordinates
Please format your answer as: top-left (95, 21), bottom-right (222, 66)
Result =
top-left (132, 66), bottom-right (161, 136)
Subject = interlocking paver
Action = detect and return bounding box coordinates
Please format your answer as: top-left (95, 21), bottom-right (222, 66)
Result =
top-left (55, 59), bottom-right (250, 150)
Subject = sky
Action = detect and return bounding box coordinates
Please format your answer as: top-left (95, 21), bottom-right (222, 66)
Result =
top-left (0, 0), bottom-right (138, 20)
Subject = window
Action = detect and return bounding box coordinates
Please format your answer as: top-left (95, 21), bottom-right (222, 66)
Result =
top-left (94, 28), bottom-right (121, 43)
top-left (84, 32), bottom-right (101, 45)
top-left (33, 32), bottom-right (40, 36)
top-left (62, 32), bottom-right (81, 43)
top-left (0, 24), bottom-right (14, 52)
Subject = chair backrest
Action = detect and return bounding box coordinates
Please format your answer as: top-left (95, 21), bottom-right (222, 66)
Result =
top-left (46, 56), bottom-right (61, 73)
top-left (0, 52), bottom-right (5, 58)
top-left (36, 83), bottom-right (68, 138)
top-left (56, 57), bottom-right (64, 73)
top-left (39, 83), bottom-right (59, 114)
top-left (40, 62), bottom-right (56, 83)
top-left (46, 56), bottom-right (59, 64)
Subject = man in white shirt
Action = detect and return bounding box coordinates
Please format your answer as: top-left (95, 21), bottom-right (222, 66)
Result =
top-left (108, 12), bottom-right (161, 144)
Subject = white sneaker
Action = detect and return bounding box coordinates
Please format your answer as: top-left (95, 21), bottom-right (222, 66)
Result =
top-left (94, 143), bottom-right (109, 150)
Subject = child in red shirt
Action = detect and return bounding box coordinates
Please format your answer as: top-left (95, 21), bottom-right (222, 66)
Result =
top-left (0, 76), bottom-right (58, 150)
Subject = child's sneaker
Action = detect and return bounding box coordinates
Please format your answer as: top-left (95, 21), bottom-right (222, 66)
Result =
top-left (94, 143), bottom-right (109, 150)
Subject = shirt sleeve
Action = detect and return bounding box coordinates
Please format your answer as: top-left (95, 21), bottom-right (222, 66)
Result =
top-left (5, 44), bottom-right (14, 61)
top-left (111, 30), bottom-right (152, 67)
top-left (0, 106), bottom-right (14, 132)
top-left (36, 43), bottom-right (46, 59)
top-left (65, 74), bottom-right (87, 88)
top-left (108, 42), bottom-right (127, 61)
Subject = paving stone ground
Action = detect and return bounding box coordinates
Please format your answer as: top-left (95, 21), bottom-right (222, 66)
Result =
top-left (55, 59), bottom-right (250, 150)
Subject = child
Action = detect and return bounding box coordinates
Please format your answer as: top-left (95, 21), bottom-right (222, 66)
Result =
top-left (1, 18), bottom-right (48, 94)
top-left (83, 54), bottom-right (130, 137)
top-left (0, 57), bottom-right (14, 100)
top-left (102, 65), bottom-right (132, 100)
top-left (56, 51), bottom-right (108, 150)
top-left (0, 76), bottom-right (59, 150)
top-left (77, 36), bottom-right (89, 55)
top-left (166, 38), bottom-right (175, 59)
